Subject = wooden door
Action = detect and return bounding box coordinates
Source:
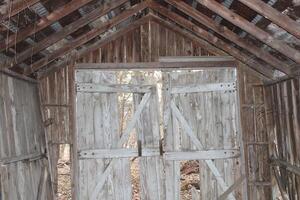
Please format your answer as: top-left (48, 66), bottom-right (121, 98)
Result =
top-left (74, 70), bottom-right (164, 200)
top-left (163, 68), bottom-right (246, 200)
top-left (74, 68), bottom-right (246, 200)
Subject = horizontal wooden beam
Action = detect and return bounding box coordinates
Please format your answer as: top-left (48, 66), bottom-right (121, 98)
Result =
top-left (75, 59), bottom-right (237, 70)
top-left (196, 0), bottom-right (300, 64)
top-left (272, 158), bottom-right (300, 176)
top-left (5, 0), bottom-right (128, 68)
top-left (0, 152), bottom-right (44, 165)
top-left (238, 0), bottom-right (300, 40)
top-left (42, 104), bottom-right (70, 107)
top-left (79, 148), bottom-right (160, 159)
top-left (171, 82), bottom-right (236, 94)
top-left (0, 0), bottom-right (39, 23)
top-left (76, 83), bottom-right (154, 93)
top-left (37, 14), bottom-right (152, 78)
top-left (0, 68), bottom-right (37, 83)
top-left (149, 2), bottom-right (275, 79)
top-left (159, 56), bottom-right (235, 62)
top-left (164, 150), bottom-right (240, 160)
top-left (25, 1), bottom-right (149, 75)
top-left (263, 75), bottom-right (296, 86)
top-left (165, 0), bottom-right (291, 74)
top-left (0, 0), bottom-right (96, 52)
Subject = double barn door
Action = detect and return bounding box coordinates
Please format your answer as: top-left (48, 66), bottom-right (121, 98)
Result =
top-left (74, 69), bottom-right (246, 200)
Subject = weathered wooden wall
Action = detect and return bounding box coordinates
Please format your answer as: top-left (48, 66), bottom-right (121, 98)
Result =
top-left (164, 68), bottom-right (245, 199)
top-left (38, 21), bottom-right (274, 199)
top-left (77, 21), bottom-right (213, 63)
top-left (264, 78), bottom-right (300, 200)
top-left (39, 64), bottom-right (73, 193)
top-left (0, 72), bottom-right (53, 199)
top-left (38, 21), bottom-right (214, 194)
top-left (39, 21), bottom-right (215, 141)
top-left (39, 20), bottom-right (216, 146)
top-left (238, 70), bottom-right (272, 200)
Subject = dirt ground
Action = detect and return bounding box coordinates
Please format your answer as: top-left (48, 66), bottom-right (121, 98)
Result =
top-left (56, 159), bottom-right (200, 200)
top-left (180, 161), bottom-right (200, 199)
top-left (57, 159), bottom-right (72, 200)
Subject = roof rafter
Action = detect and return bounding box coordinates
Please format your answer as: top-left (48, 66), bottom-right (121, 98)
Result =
top-left (4, 0), bottom-right (128, 68)
top-left (37, 14), bottom-right (154, 78)
top-left (38, 13), bottom-right (268, 80)
top-left (24, 1), bottom-right (150, 75)
top-left (0, 0), bottom-right (96, 52)
top-left (0, 0), bottom-right (39, 23)
top-left (165, 0), bottom-right (291, 75)
top-left (150, 15), bottom-right (269, 79)
top-left (38, 11), bottom-right (272, 80)
top-left (150, 16), bottom-right (226, 57)
top-left (195, 0), bottom-right (300, 64)
top-left (149, 2), bottom-right (274, 79)
top-left (237, 0), bottom-right (300, 40)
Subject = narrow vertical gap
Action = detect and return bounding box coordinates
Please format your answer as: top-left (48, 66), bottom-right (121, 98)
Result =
top-left (180, 160), bottom-right (200, 200)
top-left (57, 144), bottom-right (71, 200)
top-left (0, 172), bottom-right (2, 200)
top-left (131, 157), bottom-right (141, 200)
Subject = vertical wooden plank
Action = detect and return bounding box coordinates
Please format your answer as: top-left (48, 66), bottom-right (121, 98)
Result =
top-left (133, 28), bottom-right (141, 62)
top-left (133, 76), bottom-right (165, 200)
top-left (163, 71), bottom-right (181, 200)
top-left (167, 68), bottom-right (243, 199)
top-left (75, 70), bottom-right (132, 200)
top-left (140, 21), bottom-right (150, 62)
top-left (159, 25), bottom-right (167, 57)
top-left (0, 72), bottom-right (53, 199)
top-left (236, 68), bottom-right (249, 200)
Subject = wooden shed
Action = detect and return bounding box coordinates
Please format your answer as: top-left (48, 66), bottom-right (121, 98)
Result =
top-left (0, 0), bottom-right (300, 199)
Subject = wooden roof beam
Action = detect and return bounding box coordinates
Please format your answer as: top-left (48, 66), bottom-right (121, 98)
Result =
top-left (150, 13), bottom-right (272, 80)
top-left (150, 16), bottom-right (226, 57)
top-left (0, 0), bottom-right (96, 52)
top-left (37, 14), bottom-right (269, 80)
top-left (237, 0), bottom-right (300, 40)
top-left (0, 0), bottom-right (40, 23)
top-left (149, 3), bottom-right (274, 79)
top-left (24, 1), bottom-right (149, 75)
top-left (37, 14), bottom-right (153, 78)
top-left (4, 0), bottom-right (128, 68)
top-left (165, 0), bottom-right (291, 75)
top-left (195, 0), bottom-right (300, 64)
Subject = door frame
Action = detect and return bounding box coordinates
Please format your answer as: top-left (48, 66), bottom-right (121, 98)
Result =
top-left (71, 57), bottom-right (248, 200)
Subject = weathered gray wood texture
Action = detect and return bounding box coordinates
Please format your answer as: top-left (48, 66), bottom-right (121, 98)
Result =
top-left (264, 78), bottom-right (300, 199)
top-left (238, 70), bottom-right (272, 200)
top-left (75, 70), bottom-right (132, 200)
top-left (37, 20), bottom-right (273, 200)
top-left (133, 76), bottom-right (165, 200)
top-left (163, 68), bottom-right (245, 199)
top-left (0, 72), bottom-right (53, 199)
top-left (38, 21), bottom-right (214, 196)
top-left (39, 64), bottom-right (72, 193)
top-left (75, 70), bottom-right (166, 200)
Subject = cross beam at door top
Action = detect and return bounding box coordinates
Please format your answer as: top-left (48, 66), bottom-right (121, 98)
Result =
top-left (75, 56), bottom-right (237, 70)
